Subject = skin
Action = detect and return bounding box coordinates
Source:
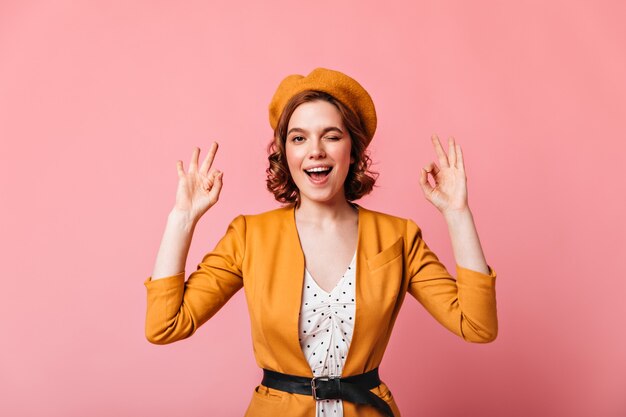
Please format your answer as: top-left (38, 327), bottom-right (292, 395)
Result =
top-left (151, 110), bottom-right (490, 283)
top-left (284, 100), bottom-right (359, 292)
top-left (420, 135), bottom-right (490, 275)
top-left (150, 143), bottom-right (223, 280)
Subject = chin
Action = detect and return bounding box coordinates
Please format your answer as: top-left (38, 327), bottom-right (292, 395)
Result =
top-left (300, 191), bottom-right (345, 204)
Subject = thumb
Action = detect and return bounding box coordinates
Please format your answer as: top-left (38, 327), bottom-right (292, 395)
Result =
top-left (210, 171), bottom-right (224, 197)
top-left (419, 167), bottom-right (434, 195)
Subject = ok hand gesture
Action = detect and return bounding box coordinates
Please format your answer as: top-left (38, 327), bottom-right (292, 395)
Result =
top-left (419, 135), bottom-right (468, 214)
top-left (173, 142), bottom-right (224, 221)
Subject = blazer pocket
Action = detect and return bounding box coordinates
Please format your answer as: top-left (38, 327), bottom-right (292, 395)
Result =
top-left (245, 384), bottom-right (287, 415)
top-left (253, 384), bottom-right (284, 402)
top-left (367, 237), bottom-right (404, 271)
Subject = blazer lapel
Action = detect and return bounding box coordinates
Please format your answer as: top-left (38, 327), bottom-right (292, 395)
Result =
top-left (272, 203), bottom-right (380, 377)
top-left (343, 203), bottom-right (371, 376)
top-left (274, 205), bottom-right (314, 376)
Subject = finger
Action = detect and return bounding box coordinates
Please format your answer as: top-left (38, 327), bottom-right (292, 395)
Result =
top-left (431, 134), bottom-right (450, 168)
top-left (204, 172), bottom-right (215, 191)
top-left (419, 166), bottom-right (435, 195)
top-left (176, 160), bottom-right (185, 179)
top-left (456, 143), bottom-right (465, 174)
top-left (200, 142), bottom-right (219, 176)
top-left (204, 168), bottom-right (221, 190)
top-left (189, 147), bottom-right (200, 172)
top-left (448, 137), bottom-right (457, 168)
top-left (209, 171), bottom-right (224, 200)
top-left (423, 161), bottom-right (440, 179)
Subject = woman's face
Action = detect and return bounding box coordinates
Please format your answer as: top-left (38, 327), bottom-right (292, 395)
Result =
top-left (285, 100), bottom-right (354, 207)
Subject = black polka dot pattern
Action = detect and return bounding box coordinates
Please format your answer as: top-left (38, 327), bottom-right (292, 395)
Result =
top-left (298, 250), bottom-right (357, 417)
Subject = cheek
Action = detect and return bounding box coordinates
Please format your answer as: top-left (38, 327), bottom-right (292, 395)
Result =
top-left (339, 144), bottom-right (353, 166)
top-left (285, 147), bottom-right (302, 176)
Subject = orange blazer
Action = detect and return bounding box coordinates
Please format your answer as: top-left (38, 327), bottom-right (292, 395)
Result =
top-left (144, 204), bottom-right (498, 416)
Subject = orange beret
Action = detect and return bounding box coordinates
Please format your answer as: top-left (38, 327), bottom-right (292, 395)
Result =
top-left (268, 67), bottom-right (377, 145)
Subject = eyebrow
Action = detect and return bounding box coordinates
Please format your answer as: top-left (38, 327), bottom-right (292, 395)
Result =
top-left (287, 126), bottom-right (344, 136)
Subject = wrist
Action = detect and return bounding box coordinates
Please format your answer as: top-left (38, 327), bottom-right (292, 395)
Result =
top-left (442, 206), bottom-right (473, 223)
top-left (168, 208), bottom-right (198, 232)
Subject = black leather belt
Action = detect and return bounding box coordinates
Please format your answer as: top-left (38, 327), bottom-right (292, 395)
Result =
top-left (261, 367), bottom-right (394, 417)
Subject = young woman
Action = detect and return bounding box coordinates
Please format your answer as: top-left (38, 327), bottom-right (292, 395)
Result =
top-left (144, 68), bottom-right (498, 417)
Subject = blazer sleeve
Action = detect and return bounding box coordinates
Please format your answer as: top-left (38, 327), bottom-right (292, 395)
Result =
top-left (143, 214), bottom-right (246, 345)
top-left (405, 218), bottom-right (498, 343)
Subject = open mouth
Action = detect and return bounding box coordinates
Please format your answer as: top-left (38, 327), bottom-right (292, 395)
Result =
top-left (305, 167), bottom-right (333, 181)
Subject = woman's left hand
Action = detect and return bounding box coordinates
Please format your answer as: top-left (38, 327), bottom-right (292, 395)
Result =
top-left (419, 134), bottom-right (469, 214)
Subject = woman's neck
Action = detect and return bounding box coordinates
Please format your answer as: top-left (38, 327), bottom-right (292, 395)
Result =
top-left (295, 198), bottom-right (357, 227)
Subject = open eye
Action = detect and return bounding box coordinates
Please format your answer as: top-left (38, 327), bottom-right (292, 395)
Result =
top-left (291, 136), bottom-right (305, 143)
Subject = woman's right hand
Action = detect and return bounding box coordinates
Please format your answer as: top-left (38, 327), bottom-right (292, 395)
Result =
top-left (173, 142), bottom-right (224, 222)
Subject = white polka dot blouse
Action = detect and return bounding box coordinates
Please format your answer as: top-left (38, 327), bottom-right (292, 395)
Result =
top-left (298, 250), bottom-right (357, 417)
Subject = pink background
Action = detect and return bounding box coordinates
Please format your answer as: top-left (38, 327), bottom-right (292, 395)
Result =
top-left (1, 1), bottom-right (624, 416)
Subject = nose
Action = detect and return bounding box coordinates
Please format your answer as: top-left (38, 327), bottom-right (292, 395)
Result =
top-left (308, 137), bottom-right (326, 159)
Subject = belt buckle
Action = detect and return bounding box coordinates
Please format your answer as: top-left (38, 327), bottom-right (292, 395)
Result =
top-left (311, 375), bottom-right (340, 400)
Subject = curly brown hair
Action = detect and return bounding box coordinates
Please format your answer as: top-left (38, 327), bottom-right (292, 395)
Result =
top-left (266, 90), bottom-right (378, 207)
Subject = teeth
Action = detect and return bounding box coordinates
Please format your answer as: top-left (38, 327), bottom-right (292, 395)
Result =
top-left (305, 167), bottom-right (332, 173)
